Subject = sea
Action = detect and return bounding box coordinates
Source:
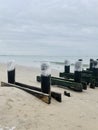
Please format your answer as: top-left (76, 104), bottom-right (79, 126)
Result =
top-left (0, 55), bottom-right (98, 73)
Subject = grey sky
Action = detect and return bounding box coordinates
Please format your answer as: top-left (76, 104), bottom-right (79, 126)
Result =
top-left (0, 0), bottom-right (98, 56)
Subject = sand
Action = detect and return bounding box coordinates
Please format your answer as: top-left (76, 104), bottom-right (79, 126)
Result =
top-left (0, 63), bottom-right (98, 130)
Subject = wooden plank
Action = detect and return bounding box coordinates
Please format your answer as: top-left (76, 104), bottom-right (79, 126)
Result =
top-left (59, 72), bottom-right (74, 79)
top-left (15, 82), bottom-right (62, 102)
top-left (60, 72), bottom-right (92, 81)
top-left (59, 72), bottom-right (95, 86)
top-left (37, 76), bottom-right (83, 92)
top-left (51, 91), bottom-right (62, 102)
top-left (52, 78), bottom-right (83, 92)
top-left (51, 76), bottom-right (87, 90)
top-left (1, 81), bottom-right (62, 103)
top-left (1, 82), bottom-right (51, 104)
top-left (15, 82), bottom-right (41, 92)
top-left (82, 70), bottom-right (93, 74)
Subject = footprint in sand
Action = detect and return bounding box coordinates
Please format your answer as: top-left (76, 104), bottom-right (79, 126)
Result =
top-left (6, 99), bottom-right (14, 109)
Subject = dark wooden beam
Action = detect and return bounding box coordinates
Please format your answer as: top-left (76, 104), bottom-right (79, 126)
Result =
top-left (1, 81), bottom-right (62, 103)
top-left (1, 82), bottom-right (51, 104)
top-left (15, 82), bottom-right (62, 102)
top-left (59, 72), bottom-right (95, 87)
top-left (37, 76), bottom-right (83, 92)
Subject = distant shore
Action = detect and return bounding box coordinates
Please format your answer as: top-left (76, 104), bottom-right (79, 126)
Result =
top-left (0, 54), bottom-right (95, 73)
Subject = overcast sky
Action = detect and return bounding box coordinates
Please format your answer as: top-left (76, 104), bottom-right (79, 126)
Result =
top-left (0, 0), bottom-right (98, 56)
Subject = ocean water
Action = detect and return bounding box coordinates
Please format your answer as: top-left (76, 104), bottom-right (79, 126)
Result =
top-left (0, 55), bottom-right (98, 72)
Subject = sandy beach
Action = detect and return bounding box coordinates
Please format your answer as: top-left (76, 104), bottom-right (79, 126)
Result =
top-left (0, 63), bottom-right (98, 130)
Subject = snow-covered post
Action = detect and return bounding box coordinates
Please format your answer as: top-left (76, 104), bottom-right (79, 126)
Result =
top-left (93, 60), bottom-right (98, 77)
top-left (64, 60), bottom-right (70, 73)
top-left (7, 60), bottom-right (15, 84)
top-left (89, 59), bottom-right (94, 70)
top-left (74, 60), bottom-right (82, 83)
top-left (41, 63), bottom-right (51, 94)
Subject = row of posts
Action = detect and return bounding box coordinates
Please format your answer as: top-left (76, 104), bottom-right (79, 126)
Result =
top-left (64, 59), bottom-right (82, 83)
top-left (90, 59), bottom-right (98, 77)
top-left (7, 61), bottom-right (51, 94)
top-left (7, 59), bottom-right (98, 95)
top-left (64, 59), bottom-right (98, 82)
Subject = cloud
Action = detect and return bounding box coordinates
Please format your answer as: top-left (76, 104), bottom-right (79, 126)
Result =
top-left (0, 0), bottom-right (98, 56)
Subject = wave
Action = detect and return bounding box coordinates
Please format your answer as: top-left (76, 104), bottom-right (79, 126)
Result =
top-left (50, 61), bottom-right (89, 67)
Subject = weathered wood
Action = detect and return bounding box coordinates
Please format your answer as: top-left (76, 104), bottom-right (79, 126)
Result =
top-left (52, 78), bottom-right (83, 92)
top-left (59, 72), bottom-right (74, 79)
top-left (1, 81), bottom-right (62, 103)
top-left (15, 82), bottom-right (41, 91)
top-left (59, 72), bottom-right (95, 86)
top-left (51, 76), bottom-right (87, 90)
top-left (64, 91), bottom-right (70, 97)
top-left (82, 70), bottom-right (98, 79)
top-left (51, 91), bottom-right (62, 102)
top-left (1, 82), bottom-right (51, 104)
top-left (95, 82), bottom-right (98, 87)
top-left (90, 79), bottom-right (96, 89)
top-left (37, 76), bottom-right (83, 92)
top-left (15, 82), bottom-right (62, 102)
top-left (41, 75), bottom-right (51, 94)
top-left (82, 70), bottom-right (93, 75)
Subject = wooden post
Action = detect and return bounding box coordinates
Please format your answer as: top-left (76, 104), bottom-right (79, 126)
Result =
top-left (64, 60), bottom-right (70, 73)
top-left (74, 60), bottom-right (82, 83)
top-left (41, 63), bottom-right (51, 94)
top-left (89, 59), bottom-right (94, 71)
top-left (96, 59), bottom-right (98, 77)
top-left (1, 82), bottom-right (51, 104)
top-left (78, 59), bottom-right (83, 61)
top-left (15, 82), bottom-right (62, 102)
top-left (93, 60), bottom-right (98, 77)
top-left (37, 76), bottom-right (83, 92)
top-left (7, 60), bottom-right (15, 84)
